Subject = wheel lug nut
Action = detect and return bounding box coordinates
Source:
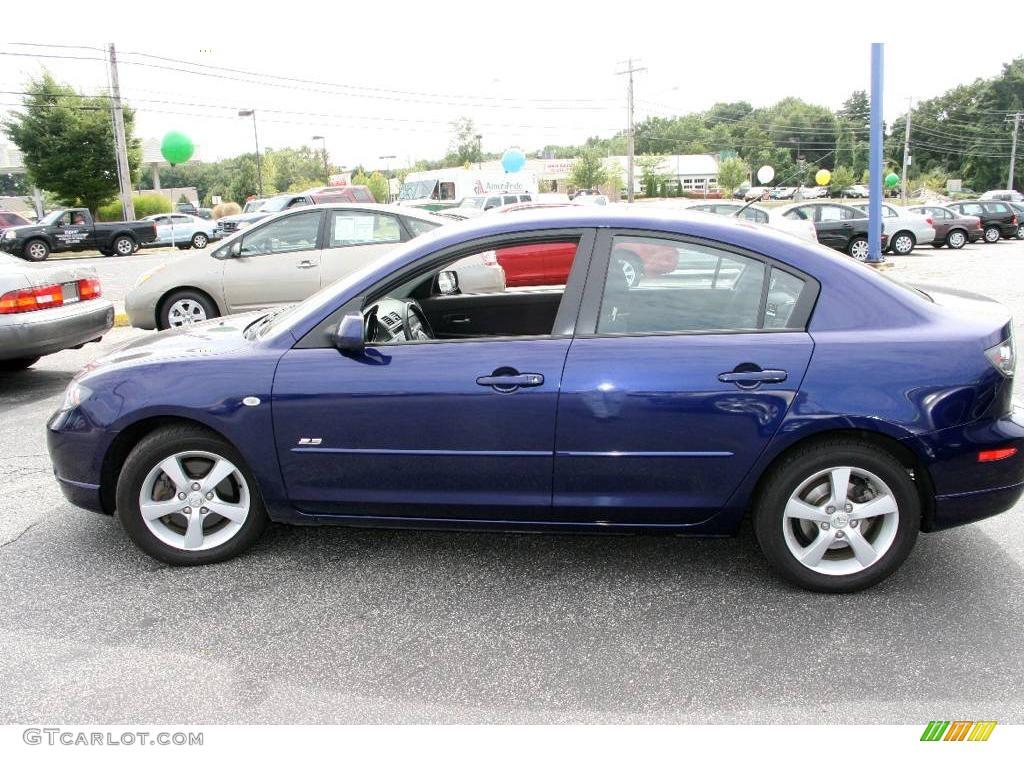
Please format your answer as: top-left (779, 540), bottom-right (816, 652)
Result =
top-left (821, 522), bottom-right (830, 530)
top-left (200, 507), bottom-right (208, 514)
top-left (178, 492), bottom-right (186, 500)
top-left (183, 506), bottom-right (192, 514)
top-left (845, 503), bottom-right (853, 512)
top-left (850, 520), bottom-right (859, 528)
top-left (206, 492), bottom-right (214, 500)
top-left (191, 483), bottom-right (201, 491)
top-left (826, 506), bottom-right (835, 514)
top-left (836, 530), bottom-right (845, 538)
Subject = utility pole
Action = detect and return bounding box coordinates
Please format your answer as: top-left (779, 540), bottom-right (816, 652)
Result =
top-left (901, 96), bottom-right (912, 204)
top-left (1007, 111), bottom-right (1022, 191)
top-left (107, 44), bottom-right (135, 220)
top-left (616, 59), bottom-right (646, 203)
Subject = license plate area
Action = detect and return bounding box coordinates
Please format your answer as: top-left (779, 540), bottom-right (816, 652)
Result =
top-left (62, 281), bottom-right (80, 303)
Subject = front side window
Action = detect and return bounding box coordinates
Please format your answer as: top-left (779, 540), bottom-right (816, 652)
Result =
top-left (240, 210), bottom-right (321, 256)
top-left (329, 211), bottom-right (402, 247)
top-left (597, 236), bottom-right (767, 335)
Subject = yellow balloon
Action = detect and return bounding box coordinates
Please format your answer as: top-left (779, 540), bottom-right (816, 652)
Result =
top-left (815, 169), bottom-right (832, 186)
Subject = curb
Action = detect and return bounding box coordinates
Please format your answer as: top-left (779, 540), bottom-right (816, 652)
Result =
top-left (114, 313), bottom-right (130, 327)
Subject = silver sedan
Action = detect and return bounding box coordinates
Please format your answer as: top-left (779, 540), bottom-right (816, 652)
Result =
top-left (0, 254), bottom-right (114, 370)
top-left (126, 204), bottom-right (505, 330)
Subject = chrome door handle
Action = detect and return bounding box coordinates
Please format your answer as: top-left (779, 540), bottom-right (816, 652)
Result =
top-left (297, 260), bottom-right (316, 269)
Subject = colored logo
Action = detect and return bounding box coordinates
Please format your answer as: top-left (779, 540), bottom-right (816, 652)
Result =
top-left (920, 721), bottom-right (997, 742)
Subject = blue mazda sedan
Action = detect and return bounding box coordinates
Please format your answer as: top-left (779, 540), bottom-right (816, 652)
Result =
top-left (46, 207), bottom-right (1023, 592)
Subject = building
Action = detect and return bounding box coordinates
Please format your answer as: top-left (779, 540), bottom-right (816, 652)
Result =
top-left (475, 154), bottom-right (719, 196)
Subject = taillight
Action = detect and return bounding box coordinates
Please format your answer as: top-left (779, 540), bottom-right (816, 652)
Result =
top-left (1012, 215), bottom-right (1018, 226)
top-left (0, 284), bottom-right (63, 314)
top-left (78, 277), bottom-right (101, 300)
top-left (985, 337), bottom-right (1015, 377)
top-left (978, 448), bottom-right (1018, 462)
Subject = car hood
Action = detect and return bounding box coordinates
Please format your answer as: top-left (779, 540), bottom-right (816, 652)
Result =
top-left (79, 312), bottom-right (263, 378)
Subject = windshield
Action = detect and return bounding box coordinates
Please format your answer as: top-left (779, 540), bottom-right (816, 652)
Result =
top-left (258, 196), bottom-right (293, 213)
top-left (458, 197), bottom-right (485, 209)
top-left (38, 210), bottom-right (66, 226)
top-left (399, 180), bottom-right (437, 201)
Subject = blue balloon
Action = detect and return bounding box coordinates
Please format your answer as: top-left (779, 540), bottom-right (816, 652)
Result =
top-left (501, 148), bottom-right (526, 173)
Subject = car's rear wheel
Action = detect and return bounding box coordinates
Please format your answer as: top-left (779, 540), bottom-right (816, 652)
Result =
top-left (116, 426), bottom-right (267, 565)
top-left (23, 239), bottom-right (49, 261)
top-left (0, 356), bottom-right (41, 372)
top-left (159, 290), bottom-right (219, 330)
top-left (191, 232), bottom-right (209, 249)
top-left (112, 235), bottom-right (136, 256)
top-left (847, 236), bottom-right (869, 261)
top-left (945, 229), bottom-right (967, 249)
top-left (890, 231), bottom-right (915, 255)
top-left (1017, 223), bottom-right (1024, 240)
top-left (754, 441), bottom-right (920, 592)
top-left (983, 225), bottom-right (1001, 244)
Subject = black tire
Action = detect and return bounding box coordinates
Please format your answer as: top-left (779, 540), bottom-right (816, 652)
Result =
top-left (847, 236), bottom-right (869, 261)
top-left (754, 440), bottom-right (920, 592)
top-left (983, 225), bottom-right (1001, 244)
top-left (99, 248), bottom-right (113, 257)
top-left (890, 231), bottom-right (915, 255)
top-left (930, 244), bottom-right (943, 249)
top-left (112, 235), bottom-right (136, 257)
top-left (22, 239), bottom-right (49, 262)
top-left (158, 289), bottom-right (219, 330)
top-left (0, 356), bottom-right (41, 371)
top-left (115, 425), bottom-right (268, 566)
top-left (945, 229), bottom-right (967, 250)
top-left (191, 232), bottom-right (209, 249)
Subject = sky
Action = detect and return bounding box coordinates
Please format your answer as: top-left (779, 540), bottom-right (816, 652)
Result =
top-left (2, 0), bottom-right (1021, 172)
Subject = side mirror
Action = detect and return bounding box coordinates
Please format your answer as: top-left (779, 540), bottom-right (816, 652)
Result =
top-left (332, 312), bottom-right (365, 355)
top-left (229, 240), bottom-right (242, 258)
top-left (437, 270), bottom-right (460, 295)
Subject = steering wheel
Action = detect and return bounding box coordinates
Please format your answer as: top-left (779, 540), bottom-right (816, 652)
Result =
top-left (402, 300), bottom-right (434, 341)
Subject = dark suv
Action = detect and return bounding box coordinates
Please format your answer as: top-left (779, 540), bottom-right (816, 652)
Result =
top-left (946, 200), bottom-right (1019, 243)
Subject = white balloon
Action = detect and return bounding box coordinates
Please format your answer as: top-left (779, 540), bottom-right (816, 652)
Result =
top-left (757, 165), bottom-right (775, 184)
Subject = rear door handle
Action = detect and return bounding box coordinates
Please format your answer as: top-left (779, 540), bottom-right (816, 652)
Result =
top-left (476, 372), bottom-right (544, 392)
top-left (718, 369), bottom-right (788, 388)
top-left (297, 260), bottom-right (317, 269)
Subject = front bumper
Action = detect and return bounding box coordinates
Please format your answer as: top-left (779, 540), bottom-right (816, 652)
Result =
top-left (124, 288), bottom-right (159, 330)
top-left (0, 299), bottom-right (114, 360)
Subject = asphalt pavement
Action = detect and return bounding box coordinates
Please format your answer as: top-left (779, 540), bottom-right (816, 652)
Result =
top-left (1, 239), bottom-right (1023, 724)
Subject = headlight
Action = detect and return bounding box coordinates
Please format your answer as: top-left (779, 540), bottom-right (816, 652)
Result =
top-left (3, 230), bottom-right (14, 240)
top-left (986, 337), bottom-right (1016, 378)
top-left (59, 380), bottom-right (93, 411)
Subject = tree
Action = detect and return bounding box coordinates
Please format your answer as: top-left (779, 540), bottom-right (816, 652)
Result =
top-left (352, 170), bottom-right (390, 203)
top-left (3, 72), bottom-right (141, 215)
top-left (569, 147), bottom-right (609, 190)
top-left (637, 155), bottom-right (669, 196)
top-left (828, 165), bottom-right (856, 195)
top-left (449, 117), bottom-right (482, 166)
top-left (716, 156), bottom-right (749, 196)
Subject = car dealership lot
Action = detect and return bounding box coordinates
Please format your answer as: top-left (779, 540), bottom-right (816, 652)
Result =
top-left (2, 239), bottom-right (1024, 724)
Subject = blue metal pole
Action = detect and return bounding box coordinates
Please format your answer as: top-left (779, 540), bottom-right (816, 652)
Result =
top-left (868, 43), bottom-right (884, 263)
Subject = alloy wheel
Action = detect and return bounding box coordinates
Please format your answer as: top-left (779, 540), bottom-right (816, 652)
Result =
top-left (167, 298), bottom-right (208, 327)
top-left (849, 239), bottom-right (869, 261)
top-left (115, 237), bottom-right (134, 255)
top-left (27, 242), bottom-right (48, 261)
top-left (947, 230), bottom-right (966, 249)
top-left (782, 465), bottom-right (900, 576)
top-left (984, 227), bottom-right (1000, 243)
top-left (892, 234), bottom-right (914, 255)
top-left (138, 450), bottom-right (250, 552)
top-left (193, 233), bottom-right (208, 248)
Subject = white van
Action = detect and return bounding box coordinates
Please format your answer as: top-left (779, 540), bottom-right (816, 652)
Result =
top-left (397, 168), bottom-right (538, 211)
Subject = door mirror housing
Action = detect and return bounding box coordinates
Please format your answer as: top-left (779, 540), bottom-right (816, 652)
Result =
top-left (437, 270), bottom-right (460, 295)
top-left (332, 312), bottom-right (365, 355)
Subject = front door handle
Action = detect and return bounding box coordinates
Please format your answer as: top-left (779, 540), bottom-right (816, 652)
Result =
top-left (297, 260), bottom-right (317, 269)
top-left (476, 371), bottom-right (544, 393)
top-left (718, 369), bottom-right (788, 388)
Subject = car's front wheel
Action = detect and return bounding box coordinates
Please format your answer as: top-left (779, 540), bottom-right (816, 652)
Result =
top-left (983, 225), bottom-right (1001, 244)
top-left (754, 440), bottom-right (920, 592)
top-left (159, 290), bottom-right (219, 330)
top-left (1017, 223), bottom-right (1024, 240)
top-left (890, 231), bottom-right (915, 255)
top-left (115, 426), bottom-right (268, 565)
top-left (23, 239), bottom-right (49, 261)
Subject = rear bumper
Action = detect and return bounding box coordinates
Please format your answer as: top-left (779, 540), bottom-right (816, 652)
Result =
top-left (911, 410), bottom-right (1024, 531)
top-left (0, 299), bottom-right (114, 360)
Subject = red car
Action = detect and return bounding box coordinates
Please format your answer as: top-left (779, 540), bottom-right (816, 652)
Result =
top-left (491, 204), bottom-right (678, 287)
top-left (0, 210), bottom-right (31, 233)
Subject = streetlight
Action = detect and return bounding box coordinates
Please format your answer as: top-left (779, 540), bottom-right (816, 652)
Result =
top-left (312, 136), bottom-right (329, 184)
top-left (238, 109), bottom-right (263, 197)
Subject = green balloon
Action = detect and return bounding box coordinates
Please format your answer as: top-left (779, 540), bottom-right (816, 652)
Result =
top-left (161, 131), bottom-right (194, 166)
top-left (884, 172), bottom-right (900, 188)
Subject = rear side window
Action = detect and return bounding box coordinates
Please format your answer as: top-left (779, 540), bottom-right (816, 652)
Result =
top-left (982, 202), bottom-right (1009, 214)
top-left (737, 207), bottom-right (768, 224)
top-left (404, 217), bottom-right (441, 237)
top-left (764, 269), bottom-right (809, 329)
